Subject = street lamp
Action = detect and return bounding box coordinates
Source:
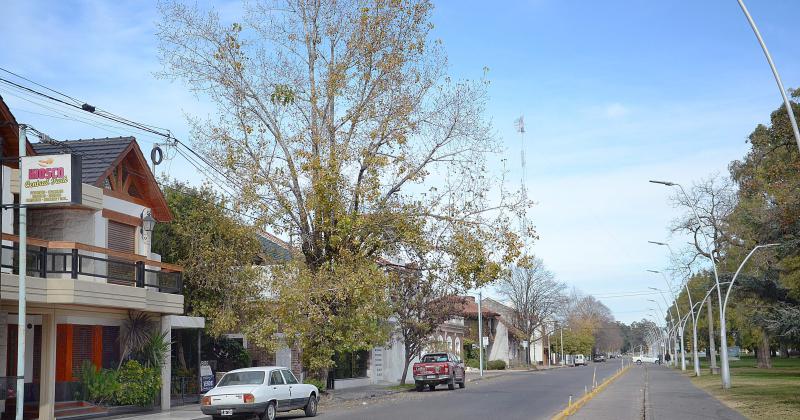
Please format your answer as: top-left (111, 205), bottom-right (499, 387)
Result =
top-left (735, 0), bottom-right (800, 153)
top-left (649, 241), bottom-right (699, 375)
top-left (648, 282), bottom-right (683, 370)
top-left (650, 178), bottom-right (779, 388)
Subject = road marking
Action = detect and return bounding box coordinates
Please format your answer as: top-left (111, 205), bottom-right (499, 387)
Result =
top-left (550, 365), bottom-right (633, 420)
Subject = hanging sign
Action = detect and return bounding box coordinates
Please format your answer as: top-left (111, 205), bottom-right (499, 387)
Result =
top-left (20, 154), bottom-right (82, 205)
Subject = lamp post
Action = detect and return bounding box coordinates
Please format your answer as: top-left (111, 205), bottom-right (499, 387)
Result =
top-left (477, 291), bottom-right (484, 377)
top-left (649, 285), bottom-right (684, 370)
top-left (648, 300), bottom-right (674, 366)
top-left (649, 242), bottom-right (699, 376)
top-left (735, 0), bottom-right (800, 153)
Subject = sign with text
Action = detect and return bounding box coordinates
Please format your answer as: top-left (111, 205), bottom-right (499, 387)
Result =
top-left (200, 361), bottom-right (215, 392)
top-left (20, 154), bottom-right (82, 205)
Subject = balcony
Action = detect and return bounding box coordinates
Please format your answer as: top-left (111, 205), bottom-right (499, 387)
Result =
top-left (0, 233), bottom-right (182, 294)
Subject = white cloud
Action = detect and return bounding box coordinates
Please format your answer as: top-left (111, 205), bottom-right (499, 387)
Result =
top-left (603, 102), bottom-right (631, 118)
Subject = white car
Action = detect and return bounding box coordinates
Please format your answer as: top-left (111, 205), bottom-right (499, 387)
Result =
top-left (201, 366), bottom-right (319, 420)
top-left (573, 354), bottom-right (587, 366)
top-left (633, 355), bottom-right (661, 365)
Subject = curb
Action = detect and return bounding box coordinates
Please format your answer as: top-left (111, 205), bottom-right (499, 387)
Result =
top-left (551, 364), bottom-right (632, 419)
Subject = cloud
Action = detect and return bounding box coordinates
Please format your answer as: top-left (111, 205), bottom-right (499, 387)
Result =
top-left (603, 102), bottom-right (631, 118)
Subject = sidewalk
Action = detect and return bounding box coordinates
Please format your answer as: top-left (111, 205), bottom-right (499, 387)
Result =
top-left (322, 368), bottom-right (519, 406)
top-left (571, 365), bottom-right (747, 420)
top-left (571, 366), bottom-right (645, 420)
top-left (646, 367), bottom-right (746, 420)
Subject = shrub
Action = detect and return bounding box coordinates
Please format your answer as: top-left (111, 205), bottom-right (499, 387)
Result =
top-left (78, 361), bottom-right (119, 405)
top-left (465, 358), bottom-right (480, 369)
top-left (303, 377), bottom-right (326, 393)
top-left (487, 360), bottom-right (506, 370)
top-left (116, 360), bottom-right (161, 406)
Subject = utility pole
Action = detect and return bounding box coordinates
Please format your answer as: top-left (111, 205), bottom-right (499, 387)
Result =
top-left (477, 291), bottom-right (484, 377)
top-left (560, 325), bottom-right (564, 365)
top-left (15, 124), bottom-right (27, 420)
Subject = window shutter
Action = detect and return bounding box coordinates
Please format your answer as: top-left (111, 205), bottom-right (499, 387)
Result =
top-left (107, 221), bottom-right (136, 284)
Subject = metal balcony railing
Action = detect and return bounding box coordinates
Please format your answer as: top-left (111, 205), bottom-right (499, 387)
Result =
top-left (0, 233), bottom-right (182, 294)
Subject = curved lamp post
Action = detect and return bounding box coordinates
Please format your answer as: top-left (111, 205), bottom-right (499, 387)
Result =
top-left (649, 242), bottom-right (699, 375)
top-left (735, 0), bottom-right (800, 153)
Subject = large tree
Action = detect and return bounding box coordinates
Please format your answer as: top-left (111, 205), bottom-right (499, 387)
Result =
top-left (152, 179), bottom-right (265, 335)
top-left (157, 0), bottom-right (526, 379)
top-left (499, 257), bottom-right (565, 363)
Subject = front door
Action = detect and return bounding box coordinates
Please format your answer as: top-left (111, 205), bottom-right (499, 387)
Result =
top-left (268, 370), bottom-right (290, 411)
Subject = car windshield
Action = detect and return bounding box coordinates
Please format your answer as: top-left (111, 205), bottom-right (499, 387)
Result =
top-left (218, 371), bottom-right (265, 387)
top-left (421, 354), bottom-right (448, 363)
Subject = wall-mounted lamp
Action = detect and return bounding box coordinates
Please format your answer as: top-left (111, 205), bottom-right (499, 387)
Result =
top-left (141, 210), bottom-right (156, 240)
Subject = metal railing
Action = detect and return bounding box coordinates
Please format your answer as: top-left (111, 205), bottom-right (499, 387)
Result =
top-left (0, 236), bottom-right (182, 294)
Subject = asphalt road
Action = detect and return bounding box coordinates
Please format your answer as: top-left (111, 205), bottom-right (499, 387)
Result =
top-left (290, 361), bottom-right (625, 420)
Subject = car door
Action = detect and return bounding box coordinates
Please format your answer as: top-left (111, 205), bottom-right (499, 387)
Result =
top-left (281, 369), bottom-right (306, 409)
top-left (268, 369), bottom-right (291, 411)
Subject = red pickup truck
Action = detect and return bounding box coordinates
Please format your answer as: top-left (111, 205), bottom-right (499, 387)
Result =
top-left (412, 352), bottom-right (466, 391)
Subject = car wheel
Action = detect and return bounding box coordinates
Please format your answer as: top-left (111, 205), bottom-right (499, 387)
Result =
top-left (428, 383), bottom-right (436, 391)
top-left (260, 401), bottom-right (276, 420)
top-left (448, 375), bottom-right (455, 390)
top-left (303, 394), bottom-right (318, 417)
top-left (636, 360), bottom-right (642, 365)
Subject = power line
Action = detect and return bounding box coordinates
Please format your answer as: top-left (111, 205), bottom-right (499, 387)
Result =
top-left (0, 66), bottom-right (83, 106)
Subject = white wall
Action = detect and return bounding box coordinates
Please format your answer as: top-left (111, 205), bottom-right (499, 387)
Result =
top-left (488, 321), bottom-right (510, 363)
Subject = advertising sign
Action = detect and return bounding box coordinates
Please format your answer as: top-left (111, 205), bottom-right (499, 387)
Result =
top-left (20, 154), bottom-right (82, 205)
top-left (200, 361), bottom-right (215, 392)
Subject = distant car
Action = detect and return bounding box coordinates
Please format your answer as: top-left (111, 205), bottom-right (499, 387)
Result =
top-left (201, 366), bottom-right (319, 420)
top-left (593, 355), bottom-right (606, 363)
top-left (633, 355), bottom-right (661, 365)
top-left (412, 352), bottom-right (466, 391)
top-left (574, 354), bottom-right (587, 366)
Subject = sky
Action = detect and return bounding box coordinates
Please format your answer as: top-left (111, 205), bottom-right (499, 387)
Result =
top-left (2, 0), bottom-right (799, 323)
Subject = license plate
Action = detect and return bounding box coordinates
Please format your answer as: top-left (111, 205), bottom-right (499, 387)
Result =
top-left (220, 409), bottom-right (233, 416)
top-left (426, 375), bottom-right (435, 379)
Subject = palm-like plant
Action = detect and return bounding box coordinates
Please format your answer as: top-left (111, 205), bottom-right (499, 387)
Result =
top-left (119, 311), bottom-right (153, 368)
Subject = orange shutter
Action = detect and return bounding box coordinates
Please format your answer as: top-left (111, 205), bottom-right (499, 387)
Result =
top-left (92, 326), bottom-right (103, 371)
top-left (56, 324), bottom-right (73, 381)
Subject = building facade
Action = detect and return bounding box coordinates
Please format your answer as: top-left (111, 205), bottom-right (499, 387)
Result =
top-left (0, 95), bottom-right (199, 419)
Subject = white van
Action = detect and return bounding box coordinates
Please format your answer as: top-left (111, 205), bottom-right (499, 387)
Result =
top-left (574, 354), bottom-right (587, 366)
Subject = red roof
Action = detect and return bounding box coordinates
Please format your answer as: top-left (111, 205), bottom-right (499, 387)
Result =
top-left (460, 296), bottom-right (500, 318)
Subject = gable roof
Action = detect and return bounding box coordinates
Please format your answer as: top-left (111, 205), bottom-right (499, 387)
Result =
top-left (32, 137), bottom-right (133, 185)
top-left (257, 231), bottom-right (292, 262)
top-left (32, 136), bottom-right (171, 222)
top-left (0, 94), bottom-right (35, 166)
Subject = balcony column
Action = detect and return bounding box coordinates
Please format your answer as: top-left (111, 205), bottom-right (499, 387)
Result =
top-left (38, 312), bottom-right (56, 420)
top-left (160, 316), bottom-right (171, 411)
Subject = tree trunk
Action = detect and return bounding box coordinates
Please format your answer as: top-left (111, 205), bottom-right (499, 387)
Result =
top-left (707, 300), bottom-right (717, 370)
top-left (400, 343), bottom-right (414, 385)
top-left (756, 330), bottom-right (772, 369)
top-left (177, 332), bottom-right (188, 371)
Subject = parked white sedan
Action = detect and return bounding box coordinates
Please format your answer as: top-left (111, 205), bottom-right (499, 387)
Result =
top-left (201, 367), bottom-right (319, 420)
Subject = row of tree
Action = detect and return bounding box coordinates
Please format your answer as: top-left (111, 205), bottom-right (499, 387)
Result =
top-left (661, 92), bottom-right (800, 368)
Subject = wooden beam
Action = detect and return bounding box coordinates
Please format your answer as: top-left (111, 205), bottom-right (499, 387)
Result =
top-left (102, 208), bottom-right (141, 227)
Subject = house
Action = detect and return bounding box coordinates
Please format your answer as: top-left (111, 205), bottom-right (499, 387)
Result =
top-left (480, 297), bottom-right (550, 367)
top-left (0, 95), bottom-right (201, 419)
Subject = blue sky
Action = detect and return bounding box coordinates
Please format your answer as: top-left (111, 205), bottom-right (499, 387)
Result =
top-left (1, 0), bottom-right (798, 323)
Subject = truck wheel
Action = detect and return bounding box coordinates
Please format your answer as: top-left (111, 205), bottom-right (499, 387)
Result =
top-left (428, 383), bottom-right (436, 391)
top-left (448, 375), bottom-right (455, 390)
top-left (415, 381), bottom-right (424, 392)
top-left (458, 379), bottom-right (465, 389)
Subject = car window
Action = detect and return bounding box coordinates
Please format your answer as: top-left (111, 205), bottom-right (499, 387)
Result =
top-left (421, 353), bottom-right (449, 363)
top-left (281, 370), bottom-right (299, 385)
top-left (218, 371), bottom-right (265, 387)
top-left (269, 370), bottom-right (285, 385)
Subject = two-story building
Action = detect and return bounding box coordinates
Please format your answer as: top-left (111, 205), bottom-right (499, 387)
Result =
top-left (0, 96), bottom-right (200, 419)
